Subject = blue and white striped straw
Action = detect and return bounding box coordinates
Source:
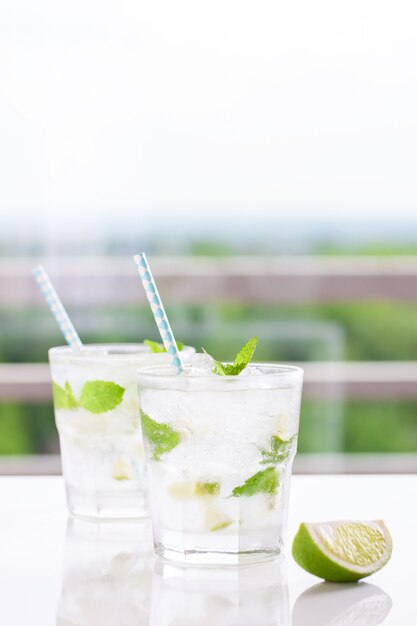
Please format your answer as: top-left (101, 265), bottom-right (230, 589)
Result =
top-left (32, 265), bottom-right (83, 349)
top-left (134, 253), bottom-right (184, 373)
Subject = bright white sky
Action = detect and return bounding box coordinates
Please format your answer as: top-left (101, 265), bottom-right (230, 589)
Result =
top-left (0, 1), bottom-right (417, 223)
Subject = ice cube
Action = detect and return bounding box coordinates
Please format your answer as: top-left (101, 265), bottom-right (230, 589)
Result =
top-left (186, 352), bottom-right (215, 376)
top-left (247, 366), bottom-right (264, 376)
top-left (238, 365), bottom-right (263, 377)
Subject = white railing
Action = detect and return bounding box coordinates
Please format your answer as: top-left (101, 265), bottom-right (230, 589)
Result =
top-left (2, 255), bottom-right (417, 305)
top-left (1, 361), bottom-right (416, 474)
top-left (0, 453), bottom-right (415, 476)
top-left (2, 362), bottom-right (417, 400)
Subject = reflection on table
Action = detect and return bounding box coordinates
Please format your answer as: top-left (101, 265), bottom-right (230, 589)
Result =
top-left (56, 518), bottom-right (154, 626)
top-left (293, 581), bottom-right (392, 626)
top-left (55, 518), bottom-right (392, 626)
top-left (150, 558), bottom-right (289, 626)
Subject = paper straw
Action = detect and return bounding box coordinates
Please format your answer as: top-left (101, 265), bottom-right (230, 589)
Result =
top-left (134, 253), bottom-right (184, 373)
top-left (32, 265), bottom-right (83, 349)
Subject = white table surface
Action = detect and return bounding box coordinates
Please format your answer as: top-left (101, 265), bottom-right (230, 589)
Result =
top-left (0, 475), bottom-right (415, 626)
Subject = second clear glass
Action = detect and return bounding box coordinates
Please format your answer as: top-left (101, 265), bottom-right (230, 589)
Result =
top-left (49, 343), bottom-right (195, 519)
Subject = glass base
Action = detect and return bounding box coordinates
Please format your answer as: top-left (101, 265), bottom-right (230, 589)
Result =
top-left (66, 485), bottom-right (148, 520)
top-left (156, 545), bottom-right (281, 566)
top-left (154, 528), bottom-right (282, 565)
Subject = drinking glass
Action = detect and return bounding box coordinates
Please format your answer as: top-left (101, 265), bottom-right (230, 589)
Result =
top-left (137, 363), bottom-right (303, 564)
top-left (49, 343), bottom-right (195, 519)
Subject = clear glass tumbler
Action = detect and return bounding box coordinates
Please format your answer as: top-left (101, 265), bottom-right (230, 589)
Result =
top-left (49, 343), bottom-right (194, 519)
top-left (137, 363), bottom-right (303, 564)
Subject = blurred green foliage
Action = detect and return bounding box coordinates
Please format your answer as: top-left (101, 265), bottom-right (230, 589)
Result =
top-left (3, 300), bottom-right (417, 362)
top-left (0, 404), bottom-right (57, 455)
top-left (317, 242), bottom-right (417, 256)
top-left (299, 399), bottom-right (417, 453)
top-left (0, 399), bottom-right (416, 455)
top-left (4, 300), bottom-right (417, 363)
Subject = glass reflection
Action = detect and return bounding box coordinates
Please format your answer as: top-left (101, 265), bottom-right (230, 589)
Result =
top-left (293, 581), bottom-right (392, 626)
top-left (56, 517), bottom-right (154, 626)
top-left (150, 557), bottom-right (290, 626)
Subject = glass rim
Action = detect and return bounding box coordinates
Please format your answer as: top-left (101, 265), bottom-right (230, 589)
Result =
top-left (137, 362), bottom-right (304, 389)
top-left (49, 343), bottom-right (195, 362)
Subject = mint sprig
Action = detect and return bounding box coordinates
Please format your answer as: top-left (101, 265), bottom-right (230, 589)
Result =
top-left (52, 379), bottom-right (125, 414)
top-left (140, 410), bottom-right (181, 460)
top-left (231, 466), bottom-right (279, 497)
top-left (144, 339), bottom-right (183, 353)
top-left (206, 336), bottom-right (258, 376)
top-left (260, 435), bottom-right (296, 465)
top-left (52, 381), bottom-right (78, 410)
top-left (79, 381), bottom-right (125, 414)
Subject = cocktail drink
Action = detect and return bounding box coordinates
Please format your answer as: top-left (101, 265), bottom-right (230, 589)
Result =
top-left (137, 359), bottom-right (303, 564)
top-left (49, 343), bottom-right (194, 519)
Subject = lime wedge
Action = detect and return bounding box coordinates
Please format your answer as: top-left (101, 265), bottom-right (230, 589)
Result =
top-left (168, 481), bottom-right (198, 499)
top-left (292, 520), bottom-right (392, 582)
top-left (205, 500), bottom-right (233, 533)
top-left (168, 481), bottom-right (221, 499)
top-left (112, 458), bottom-right (131, 481)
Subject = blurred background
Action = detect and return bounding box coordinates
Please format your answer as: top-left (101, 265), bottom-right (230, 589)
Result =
top-left (1, 0), bottom-right (416, 474)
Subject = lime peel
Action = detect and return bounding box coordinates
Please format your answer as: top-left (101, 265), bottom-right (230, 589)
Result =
top-left (292, 520), bottom-right (392, 582)
top-left (112, 458), bottom-right (131, 481)
top-left (210, 520), bottom-right (233, 532)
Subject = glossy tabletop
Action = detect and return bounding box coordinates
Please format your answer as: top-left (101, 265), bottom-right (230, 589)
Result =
top-left (0, 475), bottom-right (415, 626)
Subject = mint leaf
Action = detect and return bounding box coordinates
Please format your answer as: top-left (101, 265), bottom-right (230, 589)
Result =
top-left (140, 410), bottom-right (181, 460)
top-left (232, 336), bottom-right (258, 374)
top-left (79, 381), bottom-right (125, 414)
top-left (144, 339), bottom-right (183, 353)
top-left (52, 381), bottom-right (78, 410)
top-left (63, 382), bottom-right (78, 408)
top-left (212, 360), bottom-right (227, 375)
top-left (260, 435), bottom-right (296, 465)
top-left (144, 339), bottom-right (165, 353)
top-left (231, 467), bottom-right (279, 497)
top-left (205, 336), bottom-right (258, 376)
